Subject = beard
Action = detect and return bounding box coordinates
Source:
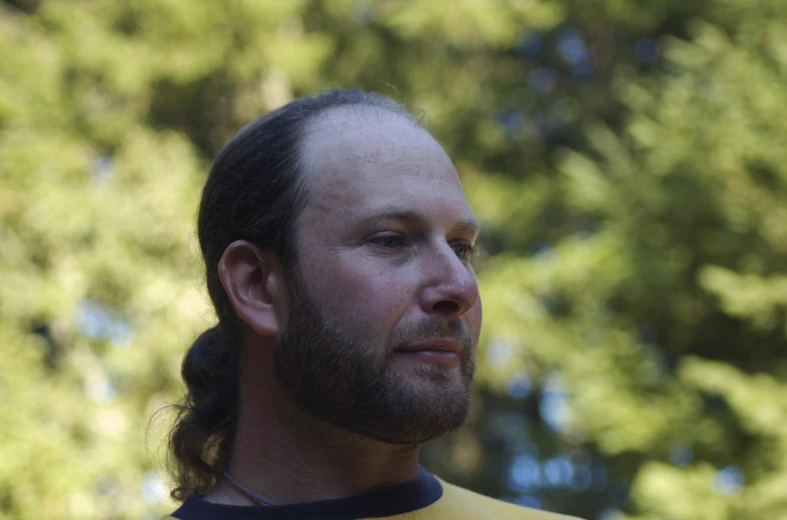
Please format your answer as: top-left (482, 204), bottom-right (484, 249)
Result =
top-left (273, 269), bottom-right (475, 445)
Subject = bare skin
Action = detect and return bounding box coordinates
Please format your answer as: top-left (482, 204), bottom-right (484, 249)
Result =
top-left (205, 106), bottom-right (482, 506)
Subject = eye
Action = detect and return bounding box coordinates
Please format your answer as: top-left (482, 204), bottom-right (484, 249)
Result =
top-left (453, 243), bottom-right (478, 261)
top-left (369, 233), bottom-right (407, 250)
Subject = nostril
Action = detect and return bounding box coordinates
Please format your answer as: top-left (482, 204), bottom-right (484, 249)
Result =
top-left (433, 300), bottom-right (460, 314)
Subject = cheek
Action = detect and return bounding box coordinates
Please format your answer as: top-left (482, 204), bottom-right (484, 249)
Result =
top-left (309, 261), bottom-right (412, 333)
top-left (468, 299), bottom-right (482, 343)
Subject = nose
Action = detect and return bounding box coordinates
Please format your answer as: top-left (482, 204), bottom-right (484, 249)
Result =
top-left (419, 243), bottom-right (479, 318)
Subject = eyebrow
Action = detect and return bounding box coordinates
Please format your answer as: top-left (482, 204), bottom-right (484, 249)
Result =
top-left (356, 208), bottom-right (481, 235)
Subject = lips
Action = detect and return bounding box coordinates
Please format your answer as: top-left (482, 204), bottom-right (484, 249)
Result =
top-left (394, 338), bottom-right (463, 355)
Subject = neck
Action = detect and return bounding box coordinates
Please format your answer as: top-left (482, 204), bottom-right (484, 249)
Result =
top-left (205, 348), bottom-right (421, 506)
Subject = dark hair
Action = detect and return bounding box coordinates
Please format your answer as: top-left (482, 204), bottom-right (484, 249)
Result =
top-left (167, 90), bottom-right (416, 501)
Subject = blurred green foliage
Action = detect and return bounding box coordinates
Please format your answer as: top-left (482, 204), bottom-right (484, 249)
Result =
top-left (1, 1), bottom-right (786, 518)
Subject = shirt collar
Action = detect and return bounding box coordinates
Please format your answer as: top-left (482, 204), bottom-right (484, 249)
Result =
top-left (170, 466), bottom-right (443, 520)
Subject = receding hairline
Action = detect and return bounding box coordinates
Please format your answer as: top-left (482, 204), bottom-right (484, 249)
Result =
top-left (298, 103), bottom-right (442, 178)
top-left (304, 103), bottom-right (423, 140)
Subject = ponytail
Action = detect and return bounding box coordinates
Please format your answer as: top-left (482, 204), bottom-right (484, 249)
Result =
top-left (168, 326), bottom-right (238, 500)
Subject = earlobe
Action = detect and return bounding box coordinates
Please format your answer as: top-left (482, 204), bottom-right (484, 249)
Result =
top-left (218, 240), bottom-right (287, 337)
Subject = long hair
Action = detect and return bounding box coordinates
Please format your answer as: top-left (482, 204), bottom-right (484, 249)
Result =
top-left (167, 90), bottom-right (415, 501)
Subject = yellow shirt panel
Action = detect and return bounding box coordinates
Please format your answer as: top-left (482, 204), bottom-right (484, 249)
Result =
top-left (357, 478), bottom-right (580, 520)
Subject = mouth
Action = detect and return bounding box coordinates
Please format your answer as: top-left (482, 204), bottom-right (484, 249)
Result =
top-left (393, 338), bottom-right (462, 367)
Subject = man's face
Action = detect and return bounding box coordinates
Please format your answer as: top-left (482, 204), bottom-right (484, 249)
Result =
top-left (273, 107), bottom-right (482, 445)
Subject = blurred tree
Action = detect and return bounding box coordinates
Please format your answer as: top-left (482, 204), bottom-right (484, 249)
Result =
top-left (0, 0), bottom-right (785, 519)
top-left (475, 3), bottom-right (787, 519)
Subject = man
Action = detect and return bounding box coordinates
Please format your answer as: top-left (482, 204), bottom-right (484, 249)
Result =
top-left (164, 90), bottom-right (579, 519)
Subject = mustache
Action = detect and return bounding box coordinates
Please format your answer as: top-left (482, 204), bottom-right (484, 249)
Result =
top-left (387, 318), bottom-right (473, 352)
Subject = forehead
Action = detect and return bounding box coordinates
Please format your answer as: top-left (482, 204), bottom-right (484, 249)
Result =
top-left (299, 106), bottom-right (472, 226)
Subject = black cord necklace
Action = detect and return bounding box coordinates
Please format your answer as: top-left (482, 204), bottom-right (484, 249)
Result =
top-left (223, 469), bottom-right (276, 506)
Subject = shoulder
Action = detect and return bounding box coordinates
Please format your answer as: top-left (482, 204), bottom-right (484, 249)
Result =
top-left (434, 478), bottom-right (584, 520)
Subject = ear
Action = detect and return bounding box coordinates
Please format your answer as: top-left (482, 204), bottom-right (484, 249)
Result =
top-left (218, 240), bottom-right (289, 337)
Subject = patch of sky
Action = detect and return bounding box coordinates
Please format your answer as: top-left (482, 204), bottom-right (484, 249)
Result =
top-left (598, 508), bottom-right (623, 520)
top-left (509, 447), bottom-right (603, 493)
top-left (87, 377), bottom-right (116, 404)
top-left (141, 471), bottom-right (169, 505)
top-left (515, 442), bottom-right (540, 459)
top-left (576, 229), bottom-right (595, 241)
top-left (351, 1), bottom-right (374, 25)
top-left (508, 453), bottom-right (541, 492)
top-left (528, 242), bottom-right (549, 256)
top-left (90, 156), bottom-right (113, 182)
top-left (567, 450), bottom-right (593, 491)
top-left (643, 344), bottom-right (669, 382)
top-left (670, 443), bottom-right (694, 467)
top-left (541, 456), bottom-right (574, 487)
top-left (635, 37), bottom-right (660, 63)
top-left (609, 480), bottom-right (630, 505)
top-left (497, 106), bottom-right (527, 139)
top-left (557, 27), bottom-right (595, 79)
top-left (75, 299), bottom-right (134, 347)
top-left (540, 373), bottom-right (572, 433)
top-left (572, 59), bottom-right (595, 76)
top-left (540, 294), bottom-right (556, 313)
top-left (713, 466), bottom-right (744, 495)
top-left (570, 465), bottom-right (592, 491)
top-left (109, 321), bottom-right (134, 347)
top-left (95, 475), bottom-right (117, 496)
top-left (557, 28), bottom-right (588, 65)
top-left (529, 243), bottom-right (556, 265)
top-left (514, 494), bottom-right (542, 509)
top-left (529, 67), bottom-right (556, 94)
top-left (590, 459), bottom-right (608, 492)
top-left (506, 371), bottom-right (532, 399)
top-left (485, 337), bottom-right (514, 368)
top-left (516, 31), bottom-right (543, 59)
top-left (501, 411), bottom-right (529, 443)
